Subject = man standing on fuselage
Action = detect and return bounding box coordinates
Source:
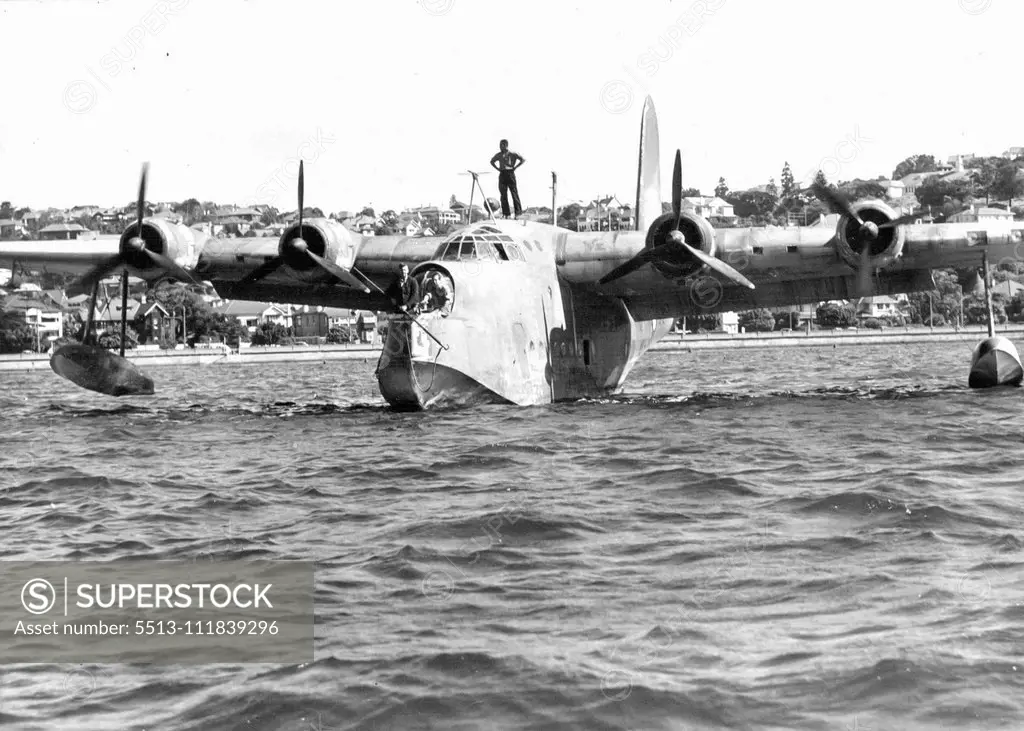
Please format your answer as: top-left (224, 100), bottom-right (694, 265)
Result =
top-left (490, 139), bottom-right (525, 218)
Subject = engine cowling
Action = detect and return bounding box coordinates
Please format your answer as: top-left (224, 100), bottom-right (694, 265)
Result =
top-left (836, 200), bottom-right (905, 269)
top-left (277, 218), bottom-right (358, 279)
top-left (119, 218), bottom-right (199, 280)
top-left (644, 210), bottom-right (717, 279)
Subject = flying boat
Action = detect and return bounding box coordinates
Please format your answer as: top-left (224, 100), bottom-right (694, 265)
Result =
top-left (3, 97), bottom-right (1022, 406)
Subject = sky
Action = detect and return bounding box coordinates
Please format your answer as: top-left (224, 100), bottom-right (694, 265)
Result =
top-left (0, 0), bottom-right (1020, 213)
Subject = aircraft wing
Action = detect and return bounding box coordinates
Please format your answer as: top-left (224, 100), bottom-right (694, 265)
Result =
top-left (0, 238), bottom-right (122, 278)
top-left (200, 230), bottom-right (446, 311)
top-left (0, 217), bottom-right (447, 313)
top-left (552, 205), bottom-right (1023, 319)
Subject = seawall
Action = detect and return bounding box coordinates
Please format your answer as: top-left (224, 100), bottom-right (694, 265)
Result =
top-left (651, 325), bottom-right (1024, 350)
top-left (0, 344), bottom-right (383, 372)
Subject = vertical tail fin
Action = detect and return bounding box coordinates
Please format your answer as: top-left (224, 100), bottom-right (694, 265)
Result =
top-left (634, 96), bottom-right (662, 232)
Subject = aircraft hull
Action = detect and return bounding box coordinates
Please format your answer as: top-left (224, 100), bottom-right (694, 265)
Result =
top-left (375, 278), bottom-right (674, 410)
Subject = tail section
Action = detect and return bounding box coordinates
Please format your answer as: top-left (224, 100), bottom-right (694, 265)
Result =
top-left (634, 96), bottom-right (662, 232)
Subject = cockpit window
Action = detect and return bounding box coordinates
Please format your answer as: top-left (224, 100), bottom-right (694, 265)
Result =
top-left (440, 238), bottom-right (462, 261)
top-left (435, 225), bottom-right (524, 263)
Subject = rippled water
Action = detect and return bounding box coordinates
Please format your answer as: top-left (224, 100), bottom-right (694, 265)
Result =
top-left (1, 340), bottom-right (1023, 730)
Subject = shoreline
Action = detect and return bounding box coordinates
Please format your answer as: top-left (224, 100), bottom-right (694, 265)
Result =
top-left (0, 344), bottom-right (383, 372)
top-left (652, 325), bottom-right (1024, 350)
top-left (2, 327), bottom-right (1023, 372)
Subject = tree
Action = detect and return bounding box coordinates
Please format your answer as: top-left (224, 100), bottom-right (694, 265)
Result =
top-left (989, 162), bottom-right (1024, 205)
top-left (914, 176), bottom-right (973, 210)
top-left (360, 206), bottom-right (375, 218)
top-left (558, 203), bottom-right (582, 229)
top-left (0, 306), bottom-right (34, 353)
top-left (725, 190), bottom-right (777, 219)
top-left (780, 162), bottom-right (796, 199)
top-left (0, 201), bottom-right (13, 220)
top-left (97, 326), bottom-right (139, 351)
top-left (838, 179), bottom-right (887, 201)
top-left (892, 154), bottom-right (939, 181)
top-left (259, 207), bottom-right (279, 227)
top-left (815, 302), bottom-right (858, 328)
top-left (738, 308), bottom-right (775, 332)
top-left (906, 268), bottom-right (964, 325)
top-left (714, 177), bottom-right (729, 198)
top-left (774, 311), bottom-right (801, 329)
top-left (176, 198), bottom-right (205, 225)
top-left (1005, 292), bottom-right (1024, 322)
top-left (326, 326), bottom-right (354, 344)
top-left (765, 177), bottom-right (779, 200)
top-left (250, 322), bottom-right (291, 346)
top-left (813, 170), bottom-right (829, 189)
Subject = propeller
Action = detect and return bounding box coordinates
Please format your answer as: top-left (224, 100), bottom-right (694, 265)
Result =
top-left (239, 160), bottom-right (370, 292)
top-left (71, 163), bottom-right (199, 294)
top-left (811, 183), bottom-right (879, 297)
top-left (600, 150), bottom-right (754, 289)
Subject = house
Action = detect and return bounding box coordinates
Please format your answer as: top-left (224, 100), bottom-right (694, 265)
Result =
top-left (91, 298), bottom-right (171, 343)
top-left (1, 294), bottom-right (65, 343)
top-left (214, 300), bottom-right (292, 332)
top-left (211, 216), bottom-right (255, 237)
top-left (991, 279), bottom-right (1024, 299)
top-left (405, 206), bottom-right (461, 227)
top-left (577, 196), bottom-right (635, 231)
top-left (0, 219), bottom-right (28, 239)
top-left (403, 220), bottom-right (434, 237)
top-left (20, 210), bottom-right (41, 231)
top-left (856, 295), bottom-right (900, 319)
top-left (721, 311), bottom-right (738, 334)
top-left (344, 214), bottom-right (377, 235)
top-left (949, 205), bottom-right (1014, 223)
top-left (92, 208), bottom-right (125, 231)
top-left (38, 223), bottom-right (90, 240)
top-left (292, 307), bottom-right (330, 338)
top-left (875, 179), bottom-right (906, 200)
top-left (682, 196), bottom-right (736, 223)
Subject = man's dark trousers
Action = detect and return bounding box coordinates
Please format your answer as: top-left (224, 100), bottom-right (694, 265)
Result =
top-left (498, 171), bottom-right (522, 217)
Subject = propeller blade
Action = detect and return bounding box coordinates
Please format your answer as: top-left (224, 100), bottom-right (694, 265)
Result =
top-left (856, 241), bottom-right (873, 297)
top-left (599, 250), bottom-right (655, 285)
top-left (71, 253), bottom-right (125, 295)
top-left (877, 211), bottom-right (924, 230)
top-left (678, 241), bottom-right (755, 289)
top-left (812, 183), bottom-right (864, 227)
top-left (119, 269), bottom-right (129, 357)
top-left (142, 248), bottom-right (201, 286)
top-left (297, 160), bottom-right (304, 235)
top-left (137, 162), bottom-right (149, 232)
top-left (239, 257), bottom-right (284, 286)
top-left (672, 150), bottom-right (682, 230)
top-left (305, 250), bottom-right (371, 293)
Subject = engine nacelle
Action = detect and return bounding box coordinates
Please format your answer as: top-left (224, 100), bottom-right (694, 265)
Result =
top-left (836, 200), bottom-right (906, 269)
top-left (277, 218), bottom-right (358, 279)
top-left (120, 218), bottom-right (199, 279)
top-left (644, 210), bottom-right (717, 279)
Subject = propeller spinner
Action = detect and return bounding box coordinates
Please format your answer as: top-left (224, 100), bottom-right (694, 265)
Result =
top-left (600, 150), bottom-right (754, 289)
